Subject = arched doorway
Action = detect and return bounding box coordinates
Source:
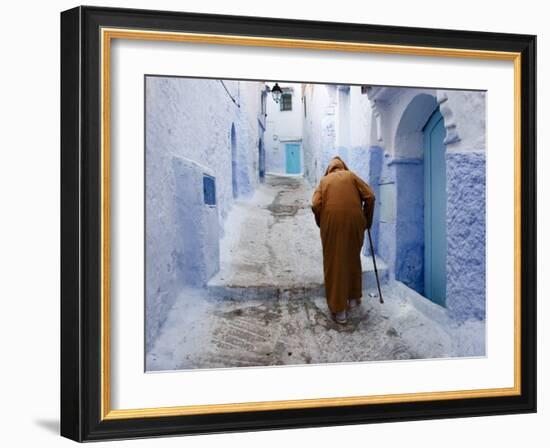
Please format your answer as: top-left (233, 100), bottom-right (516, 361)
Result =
top-left (423, 108), bottom-right (447, 306)
top-left (392, 92), bottom-right (439, 296)
top-left (231, 124), bottom-right (238, 198)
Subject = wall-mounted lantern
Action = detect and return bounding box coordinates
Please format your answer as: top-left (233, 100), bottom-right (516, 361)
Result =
top-left (269, 83), bottom-right (283, 104)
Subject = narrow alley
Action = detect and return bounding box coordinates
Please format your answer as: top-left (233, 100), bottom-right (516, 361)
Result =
top-left (146, 175), bottom-right (484, 371)
top-left (145, 77), bottom-right (487, 371)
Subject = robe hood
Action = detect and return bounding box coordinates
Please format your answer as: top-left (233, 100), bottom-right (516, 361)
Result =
top-left (324, 157), bottom-right (349, 176)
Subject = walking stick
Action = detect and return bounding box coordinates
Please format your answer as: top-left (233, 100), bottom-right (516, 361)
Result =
top-left (367, 228), bottom-right (384, 304)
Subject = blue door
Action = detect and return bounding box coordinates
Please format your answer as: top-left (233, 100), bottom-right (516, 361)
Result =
top-left (285, 143), bottom-right (301, 174)
top-left (423, 109), bottom-right (447, 306)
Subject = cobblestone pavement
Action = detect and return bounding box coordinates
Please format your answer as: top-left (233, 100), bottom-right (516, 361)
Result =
top-left (146, 281), bottom-right (485, 371)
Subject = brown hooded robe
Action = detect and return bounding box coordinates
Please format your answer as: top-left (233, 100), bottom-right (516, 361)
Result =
top-left (311, 157), bottom-right (376, 314)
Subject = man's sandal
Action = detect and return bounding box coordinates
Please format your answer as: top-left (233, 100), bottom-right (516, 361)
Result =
top-left (332, 310), bottom-right (348, 324)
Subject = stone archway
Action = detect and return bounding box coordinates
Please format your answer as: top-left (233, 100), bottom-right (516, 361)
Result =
top-left (394, 93), bottom-right (440, 158)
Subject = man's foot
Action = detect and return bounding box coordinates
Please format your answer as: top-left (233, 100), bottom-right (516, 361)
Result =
top-left (332, 310), bottom-right (347, 324)
top-left (348, 298), bottom-right (361, 310)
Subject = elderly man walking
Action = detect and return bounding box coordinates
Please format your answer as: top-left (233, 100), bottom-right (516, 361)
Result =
top-left (311, 156), bottom-right (376, 324)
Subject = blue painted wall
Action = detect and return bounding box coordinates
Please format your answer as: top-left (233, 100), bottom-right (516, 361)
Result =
top-left (367, 147), bottom-right (384, 257)
top-left (366, 155), bottom-right (425, 294)
top-left (446, 151), bottom-right (486, 321)
top-left (395, 159), bottom-right (425, 294)
top-left (348, 145), bottom-right (383, 257)
top-left (172, 157), bottom-right (220, 287)
top-left (377, 158), bottom-right (397, 279)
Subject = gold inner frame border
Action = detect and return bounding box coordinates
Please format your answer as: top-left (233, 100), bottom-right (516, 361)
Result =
top-left (99, 27), bottom-right (522, 421)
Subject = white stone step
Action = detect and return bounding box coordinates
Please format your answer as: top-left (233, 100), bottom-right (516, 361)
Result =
top-left (361, 253), bottom-right (389, 290)
top-left (207, 173), bottom-right (388, 300)
top-left (206, 254), bottom-right (388, 300)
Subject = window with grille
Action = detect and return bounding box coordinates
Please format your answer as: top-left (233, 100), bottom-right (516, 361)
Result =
top-left (280, 92), bottom-right (292, 111)
top-left (203, 174), bottom-right (216, 206)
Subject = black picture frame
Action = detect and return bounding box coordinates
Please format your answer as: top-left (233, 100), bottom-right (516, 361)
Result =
top-left (60, 5), bottom-right (536, 442)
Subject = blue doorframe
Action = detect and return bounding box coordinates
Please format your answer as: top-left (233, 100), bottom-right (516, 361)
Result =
top-left (258, 139), bottom-right (266, 181)
top-left (285, 143), bottom-right (301, 174)
top-left (423, 109), bottom-right (447, 306)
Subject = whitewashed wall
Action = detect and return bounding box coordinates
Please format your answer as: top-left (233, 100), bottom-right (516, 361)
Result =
top-left (145, 77), bottom-right (265, 349)
top-left (302, 83), bottom-right (337, 185)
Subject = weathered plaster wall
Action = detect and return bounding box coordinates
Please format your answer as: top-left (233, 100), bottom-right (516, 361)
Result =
top-left (145, 76), bottom-right (264, 349)
top-left (349, 85), bottom-right (371, 149)
top-left (335, 85), bottom-right (351, 163)
top-left (446, 151), bottom-right (486, 321)
top-left (438, 90), bottom-right (486, 152)
top-left (440, 90), bottom-right (487, 321)
top-left (302, 84), bottom-right (337, 186)
top-left (335, 84), bottom-right (372, 170)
